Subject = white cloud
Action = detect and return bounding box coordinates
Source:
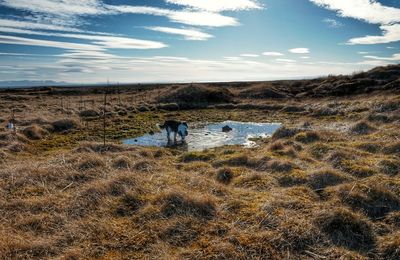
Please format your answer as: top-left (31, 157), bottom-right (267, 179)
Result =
top-left (240, 54), bottom-right (259, 57)
top-left (3, 52), bottom-right (395, 84)
top-left (109, 5), bottom-right (239, 27)
top-left (165, 0), bottom-right (262, 12)
top-left (289, 48), bottom-right (310, 54)
top-left (0, 0), bottom-right (106, 16)
top-left (224, 56), bottom-right (242, 61)
top-left (310, 0), bottom-right (400, 45)
top-left (146, 26), bottom-right (213, 41)
top-left (0, 18), bottom-right (82, 32)
top-left (1, 1), bottom-right (243, 28)
top-left (0, 32), bottom-right (167, 50)
top-left (309, 0), bottom-right (400, 24)
top-left (347, 24), bottom-right (400, 45)
top-left (300, 56), bottom-right (310, 59)
top-left (262, 52), bottom-right (284, 56)
top-left (164, 10), bottom-right (239, 27)
top-left (364, 53), bottom-right (400, 61)
top-left (358, 51), bottom-right (370, 54)
top-left (322, 18), bottom-right (343, 28)
top-left (0, 35), bottom-right (104, 51)
top-left (0, 0), bottom-right (108, 26)
top-left (276, 59), bottom-right (296, 63)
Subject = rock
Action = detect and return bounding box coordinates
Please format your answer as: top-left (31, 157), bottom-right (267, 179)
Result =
top-left (222, 125), bottom-right (233, 132)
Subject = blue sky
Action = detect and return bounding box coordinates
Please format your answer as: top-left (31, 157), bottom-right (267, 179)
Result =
top-left (0, 0), bottom-right (399, 84)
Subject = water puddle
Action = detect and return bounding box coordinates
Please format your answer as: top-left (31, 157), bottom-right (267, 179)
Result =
top-left (123, 121), bottom-right (281, 151)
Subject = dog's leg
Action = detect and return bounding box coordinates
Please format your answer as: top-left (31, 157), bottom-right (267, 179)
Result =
top-left (166, 127), bottom-right (171, 142)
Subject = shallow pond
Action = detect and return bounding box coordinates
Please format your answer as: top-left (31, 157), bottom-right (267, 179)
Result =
top-left (123, 121), bottom-right (281, 151)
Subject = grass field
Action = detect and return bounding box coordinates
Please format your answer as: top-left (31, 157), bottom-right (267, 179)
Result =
top-left (0, 66), bottom-right (399, 259)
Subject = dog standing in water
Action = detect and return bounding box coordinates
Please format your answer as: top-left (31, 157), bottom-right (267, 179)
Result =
top-left (159, 120), bottom-right (189, 143)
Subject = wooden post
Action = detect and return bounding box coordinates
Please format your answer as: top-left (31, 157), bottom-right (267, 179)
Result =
top-left (103, 90), bottom-right (107, 148)
top-left (11, 109), bottom-right (16, 135)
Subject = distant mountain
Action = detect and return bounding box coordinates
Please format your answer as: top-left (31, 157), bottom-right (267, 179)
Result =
top-left (0, 80), bottom-right (69, 88)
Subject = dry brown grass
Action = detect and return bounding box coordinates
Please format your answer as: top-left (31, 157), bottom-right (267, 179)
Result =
top-left (0, 83), bottom-right (399, 259)
top-left (22, 124), bottom-right (48, 140)
top-left (316, 208), bottom-right (375, 251)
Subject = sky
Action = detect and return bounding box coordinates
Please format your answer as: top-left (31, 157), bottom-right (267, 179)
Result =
top-left (0, 0), bottom-right (399, 84)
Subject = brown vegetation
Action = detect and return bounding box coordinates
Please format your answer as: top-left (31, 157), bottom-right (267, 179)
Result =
top-left (0, 64), bottom-right (399, 259)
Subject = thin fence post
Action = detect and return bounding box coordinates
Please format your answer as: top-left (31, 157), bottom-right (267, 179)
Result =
top-left (103, 91), bottom-right (107, 149)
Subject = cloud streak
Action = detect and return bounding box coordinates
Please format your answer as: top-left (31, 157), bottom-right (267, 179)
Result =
top-left (310, 0), bottom-right (400, 45)
top-left (146, 26), bottom-right (213, 41)
top-left (165, 0), bottom-right (262, 12)
top-left (289, 48), bottom-right (310, 54)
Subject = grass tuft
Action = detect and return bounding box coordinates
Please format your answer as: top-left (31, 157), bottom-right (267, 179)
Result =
top-left (350, 121), bottom-right (376, 135)
top-left (112, 156), bottom-right (131, 170)
top-left (157, 191), bottom-right (216, 220)
top-left (308, 169), bottom-right (349, 190)
top-left (294, 131), bottom-right (320, 144)
top-left (316, 208), bottom-right (375, 251)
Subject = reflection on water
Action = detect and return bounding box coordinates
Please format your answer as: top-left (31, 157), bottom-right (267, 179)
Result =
top-left (123, 121), bottom-right (281, 151)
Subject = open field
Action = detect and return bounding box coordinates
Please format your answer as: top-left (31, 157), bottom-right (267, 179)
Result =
top-left (0, 65), bottom-right (400, 259)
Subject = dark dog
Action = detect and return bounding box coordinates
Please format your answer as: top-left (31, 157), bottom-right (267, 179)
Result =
top-left (159, 120), bottom-right (188, 142)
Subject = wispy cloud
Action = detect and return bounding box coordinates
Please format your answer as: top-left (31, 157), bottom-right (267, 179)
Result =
top-left (0, 32), bottom-right (167, 51)
top-left (276, 59), bottom-right (296, 63)
top-left (146, 26), bottom-right (213, 41)
top-left (364, 53), bottom-right (400, 61)
top-left (165, 0), bottom-right (262, 12)
top-left (323, 18), bottom-right (343, 28)
top-left (347, 24), bottom-right (400, 45)
top-left (262, 52), bottom-right (284, 56)
top-left (240, 54), bottom-right (260, 57)
top-left (0, 35), bottom-right (104, 51)
top-left (109, 5), bottom-right (240, 27)
top-left (309, 0), bottom-right (400, 24)
top-left (0, 0), bottom-right (108, 26)
top-left (289, 48), bottom-right (310, 54)
top-left (310, 0), bottom-right (400, 45)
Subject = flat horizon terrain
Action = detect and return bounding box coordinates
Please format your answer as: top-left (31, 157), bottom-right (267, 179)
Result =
top-left (0, 64), bottom-right (399, 259)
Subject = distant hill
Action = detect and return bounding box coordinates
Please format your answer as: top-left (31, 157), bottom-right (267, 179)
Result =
top-left (1, 64), bottom-right (399, 97)
top-left (238, 64), bottom-right (400, 99)
top-left (0, 80), bottom-right (68, 88)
